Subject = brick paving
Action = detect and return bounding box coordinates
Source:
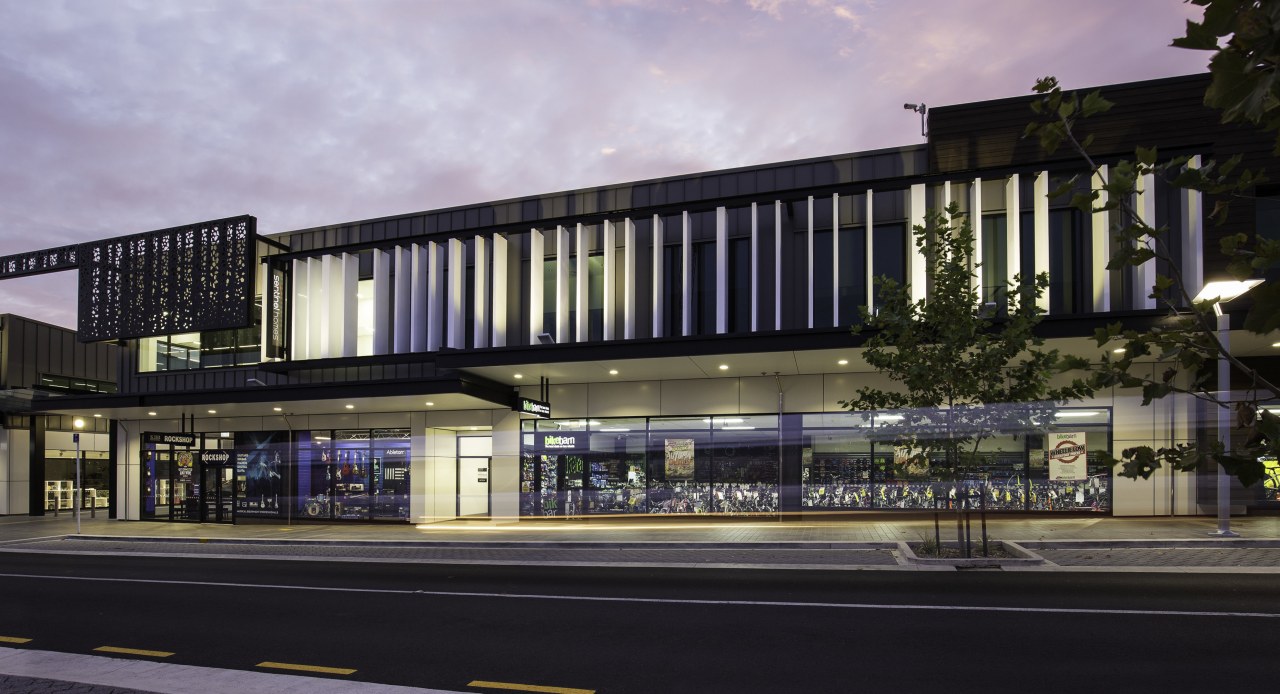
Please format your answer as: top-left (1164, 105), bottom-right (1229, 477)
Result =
top-left (1038, 547), bottom-right (1280, 567)
top-left (0, 674), bottom-right (155, 694)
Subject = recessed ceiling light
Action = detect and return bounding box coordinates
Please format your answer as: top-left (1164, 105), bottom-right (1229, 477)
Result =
top-left (425, 401), bottom-right (435, 407)
top-left (208, 409), bottom-right (217, 414)
top-left (718, 364), bottom-right (729, 370)
top-left (609, 369), bottom-right (618, 375)
top-left (220, 432), bottom-right (231, 438)
top-left (147, 412), bottom-right (157, 416)
top-left (1113, 348), bottom-right (1126, 354)
top-left (514, 373), bottom-right (523, 379)
top-left (1272, 342), bottom-right (1280, 348)
top-left (273, 407), bottom-right (282, 412)
top-left (345, 404), bottom-right (355, 409)
top-left (837, 359), bottom-right (849, 366)
top-left (92, 414), bottom-right (102, 418)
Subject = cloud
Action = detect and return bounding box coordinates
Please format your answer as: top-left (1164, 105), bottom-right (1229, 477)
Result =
top-left (0, 0), bottom-right (1211, 328)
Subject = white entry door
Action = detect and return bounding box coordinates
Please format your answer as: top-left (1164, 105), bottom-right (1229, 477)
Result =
top-left (458, 457), bottom-right (491, 517)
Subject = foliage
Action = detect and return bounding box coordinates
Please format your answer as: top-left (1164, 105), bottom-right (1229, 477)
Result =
top-left (1023, 71), bottom-right (1280, 487)
top-left (1173, 0), bottom-right (1280, 154)
top-left (839, 205), bottom-right (1093, 480)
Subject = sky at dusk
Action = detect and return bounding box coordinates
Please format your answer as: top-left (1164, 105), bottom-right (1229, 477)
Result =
top-left (0, 0), bottom-right (1211, 330)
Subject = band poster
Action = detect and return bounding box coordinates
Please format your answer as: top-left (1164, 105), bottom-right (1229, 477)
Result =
top-left (664, 438), bottom-right (695, 480)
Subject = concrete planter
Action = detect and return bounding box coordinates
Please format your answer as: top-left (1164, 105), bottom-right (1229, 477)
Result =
top-left (897, 540), bottom-right (1045, 568)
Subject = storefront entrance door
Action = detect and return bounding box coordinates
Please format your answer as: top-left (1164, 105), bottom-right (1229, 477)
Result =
top-left (200, 464), bottom-right (235, 523)
top-left (457, 457), bottom-right (490, 517)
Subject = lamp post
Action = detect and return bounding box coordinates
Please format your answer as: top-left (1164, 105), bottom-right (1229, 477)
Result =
top-left (1193, 280), bottom-right (1261, 538)
top-left (72, 417), bottom-right (85, 535)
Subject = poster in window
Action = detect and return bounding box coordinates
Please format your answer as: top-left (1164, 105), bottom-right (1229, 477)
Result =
top-left (664, 438), bottom-right (695, 480)
top-left (235, 431), bottom-right (286, 517)
top-left (176, 450), bottom-right (194, 483)
top-left (1048, 432), bottom-right (1088, 481)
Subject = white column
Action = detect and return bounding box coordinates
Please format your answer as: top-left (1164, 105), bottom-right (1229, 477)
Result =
top-left (447, 238), bottom-right (465, 349)
top-left (1006, 173), bottom-right (1021, 291)
top-left (339, 252), bottom-right (358, 358)
top-left (394, 246), bottom-right (412, 353)
top-left (652, 214), bottom-right (665, 338)
top-left (556, 225), bottom-right (570, 343)
top-left (1182, 155), bottom-right (1205, 300)
top-left (1092, 164), bottom-right (1111, 312)
top-left (716, 206), bottom-right (728, 334)
top-left (473, 235), bottom-right (489, 348)
top-left (908, 183), bottom-right (928, 303)
top-left (602, 220), bottom-right (616, 340)
top-left (1033, 171), bottom-right (1050, 312)
top-left (941, 181), bottom-right (952, 210)
top-left (491, 233), bottom-right (507, 347)
top-left (774, 201), bottom-right (782, 331)
top-left (1135, 172), bottom-right (1157, 310)
top-left (750, 202), bottom-right (759, 332)
top-left (970, 177), bottom-right (983, 295)
top-left (308, 257), bottom-right (323, 359)
top-left (831, 193), bottom-right (840, 327)
top-left (372, 249), bottom-right (391, 355)
top-left (623, 218), bottom-right (636, 340)
top-left (865, 190), bottom-right (875, 316)
top-left (411, 244), bottom-right (428, 352)
top-left (681, 211), bottom-right (692, 336)
top-left (575, 223), bottom-right (589, 342)
top-left (428, 241), bottom-right (444, 351)
top-left (529, 228), bottom-right (544, 344)
top-left (320, 254), bottom-right (337, 358)
top-left (806, 195), bottom-right (815, 329)
top-left (291, 259), bottom-right (309, 360)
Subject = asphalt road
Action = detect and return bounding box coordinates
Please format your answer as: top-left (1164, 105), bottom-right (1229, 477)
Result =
top-left (0, 553), bottom-right (1277, 693)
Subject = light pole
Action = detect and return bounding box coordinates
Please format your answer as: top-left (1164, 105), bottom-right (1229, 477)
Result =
top-left (73, 417), bottom-right (85, 534)
top-left (1194, 280), bottom-right (1261, 537)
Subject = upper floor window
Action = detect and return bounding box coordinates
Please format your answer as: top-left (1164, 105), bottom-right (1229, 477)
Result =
top-left (138, 323), bottom-right (261, 373)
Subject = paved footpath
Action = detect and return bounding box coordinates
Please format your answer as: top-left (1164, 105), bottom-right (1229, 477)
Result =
top-left (3, 513), bottom-right (1280, 571)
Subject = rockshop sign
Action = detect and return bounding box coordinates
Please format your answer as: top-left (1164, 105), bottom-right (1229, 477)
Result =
top-left (142, 432), bottom-right (196, 447)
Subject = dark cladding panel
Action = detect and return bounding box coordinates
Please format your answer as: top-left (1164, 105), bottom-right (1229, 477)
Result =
top-left (77, 216), bottom-right (256, 343)
top-left (0, 244), bottom-right (79, 280)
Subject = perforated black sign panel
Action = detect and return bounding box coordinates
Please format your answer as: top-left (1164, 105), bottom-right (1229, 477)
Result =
top-left (77, 216), bottom-right (256, 342)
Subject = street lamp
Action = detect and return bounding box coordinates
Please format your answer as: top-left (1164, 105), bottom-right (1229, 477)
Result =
top-left (72, 417), bottom-right (85, 535)
top-left (1193, 279), bottom-right (1262, 537)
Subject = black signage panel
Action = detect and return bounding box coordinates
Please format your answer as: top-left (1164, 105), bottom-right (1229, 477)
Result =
top-left (264, 263), bottom-right (288, 359)
top-left (142, 432), bottom-right (196, 447)
top-left (538, 432), bottom-right (585, 451)
top-left (516, 397), bottom-right (551, 419)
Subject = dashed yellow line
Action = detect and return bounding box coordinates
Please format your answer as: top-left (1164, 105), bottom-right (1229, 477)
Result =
top-left (469, 680), bottom-right (595, 694)
top-left (94, 646), bottom-right (174, 658)
top-left (0, 636), bottom-right (32, 644)
top-left (257, 661), bottom-right (357, 676)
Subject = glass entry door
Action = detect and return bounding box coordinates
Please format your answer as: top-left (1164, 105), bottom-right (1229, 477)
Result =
top-left (457, 457), bottom-right (491, 517)
top-left (201, 464), bottom-right (235, 523)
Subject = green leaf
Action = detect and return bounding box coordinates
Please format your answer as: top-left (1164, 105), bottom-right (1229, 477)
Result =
top-left (1136, 145), bottom-right (1158, 166)
top-left (1080, 90), bottom-right (1113, 118)
top-left (1243, 281), bottom-right (1280, 334)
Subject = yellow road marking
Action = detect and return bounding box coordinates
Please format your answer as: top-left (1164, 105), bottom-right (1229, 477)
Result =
top-left (94, 646), bottom-right (174, 658)
top-left (469, 680), bottom-right (595, 694)
top-left (0, 636), bottom-right (32, 644)
top-left (257, 661), bottom-right (356, 675)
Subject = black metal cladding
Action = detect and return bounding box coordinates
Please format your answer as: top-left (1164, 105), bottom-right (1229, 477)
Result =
top-left (0, 244), bottom-right (79, 279)
top-left (76, 215), bottom-right (256, 343)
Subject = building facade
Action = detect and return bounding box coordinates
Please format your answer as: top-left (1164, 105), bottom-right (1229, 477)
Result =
top-left (7, 73), bottom-right (1280, 523)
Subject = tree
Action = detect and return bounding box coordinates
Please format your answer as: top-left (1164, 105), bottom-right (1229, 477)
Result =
top-left (840, 204), bottom-right (1093, 553)
top-left (1018, 3), bottom-right (1280, 488)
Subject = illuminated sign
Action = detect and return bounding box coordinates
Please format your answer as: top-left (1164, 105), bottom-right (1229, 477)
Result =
top-left (198, 450), bottom-right (232, 465)
top-left (539, 433), bottom-right (583, 451)
top-left (265, 264), bottom-right (287, 359)
top-left (516, 397), bottom-right (551, 419)
top-left (142, 432), bottom-right (196, 447)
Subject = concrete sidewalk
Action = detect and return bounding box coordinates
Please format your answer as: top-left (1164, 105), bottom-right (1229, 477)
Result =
top-left (3, 513), bottom-right (1280, 571)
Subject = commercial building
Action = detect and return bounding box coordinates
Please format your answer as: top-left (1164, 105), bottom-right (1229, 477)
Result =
top-left (3, 73), bottom-right (1278, 524)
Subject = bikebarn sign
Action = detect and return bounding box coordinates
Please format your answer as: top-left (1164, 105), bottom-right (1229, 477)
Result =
top-left (515, 397), bottom-right (551, 419)
top-left (539, 432), bottom-right (584, 451)
top-left (142, 432), bottom-right (196, 447)
top-left (1048, 431), bottom-right (1088, 481)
